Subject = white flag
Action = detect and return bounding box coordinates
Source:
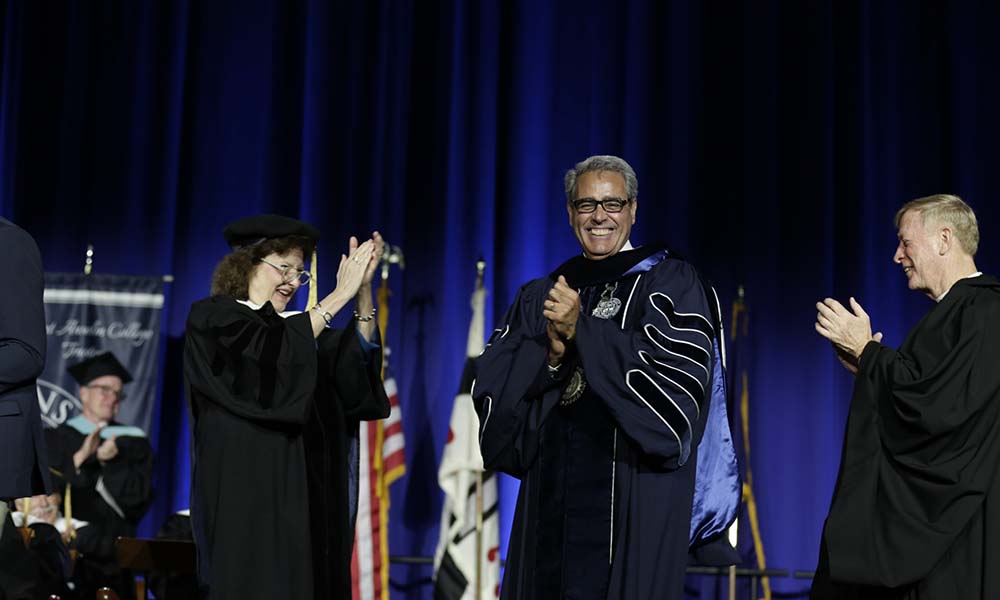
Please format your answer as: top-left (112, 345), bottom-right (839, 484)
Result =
top-left (433, 284), bottom-right (500, 599)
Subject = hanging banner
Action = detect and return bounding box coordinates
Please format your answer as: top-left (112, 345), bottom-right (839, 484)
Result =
top-left (37, 273), bottom-right (165, 434)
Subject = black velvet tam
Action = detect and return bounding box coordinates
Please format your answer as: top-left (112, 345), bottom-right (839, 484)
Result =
top-left (67, 351), bottom-right (133, 385)
top-left (222, 214), bottom-right (320, 250)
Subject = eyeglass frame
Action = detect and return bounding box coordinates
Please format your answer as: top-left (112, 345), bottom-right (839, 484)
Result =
top-left (85, 384), bottom-right (126, 401)
top-left (569, 196), bottom-right (633, 214)
top-left (258, 258), bottom-right (312, 285)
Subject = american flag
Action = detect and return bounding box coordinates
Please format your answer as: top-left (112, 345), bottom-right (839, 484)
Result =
top-left (352, 283), bottom-right (406, 600)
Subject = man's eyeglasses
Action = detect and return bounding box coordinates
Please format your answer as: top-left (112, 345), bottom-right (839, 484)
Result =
top-left (259, 259), bottom-right (311, 285)
top-left (86, 384), bottom-right (125, 401)
top-left (570, 197), bottom-right (632, 214)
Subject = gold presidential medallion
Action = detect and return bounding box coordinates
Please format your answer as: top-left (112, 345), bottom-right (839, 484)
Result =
top-left (560, 366), bottom-right (587, 406)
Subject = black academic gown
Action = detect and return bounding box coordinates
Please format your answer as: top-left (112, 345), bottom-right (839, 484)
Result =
top-left (811, 275), bottom-right (1000, 599)
top-left (184, 296), bottom-right (389, 600)
top-left (46, 423), bottom-right (154, 599)
top-left (474, 245), bottom-right (721, 600)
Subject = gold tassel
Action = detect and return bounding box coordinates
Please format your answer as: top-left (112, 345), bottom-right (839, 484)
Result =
top-left (307, 246), bottom-right (318, 309)
top-left (65, 482), bottom-right (75, 541)
top-left (19, 497), bottom-right (34, 547)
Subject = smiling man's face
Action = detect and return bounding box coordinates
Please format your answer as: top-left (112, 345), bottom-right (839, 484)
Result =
top-left (567, 170), bottom-right (637, 260)
top-left (893, 209), bottom-right (943, 296)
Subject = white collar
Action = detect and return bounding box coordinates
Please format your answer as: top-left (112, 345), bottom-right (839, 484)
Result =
top-left (583, 240), bottom-right (634, 257)
top-left (237, 299), bottom-right (300, 319)
top-left (935, 272), bottom-right (982, 302)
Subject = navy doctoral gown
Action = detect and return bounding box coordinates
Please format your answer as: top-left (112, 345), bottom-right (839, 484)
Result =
top-left (473, 245), bottom-right (738, 600)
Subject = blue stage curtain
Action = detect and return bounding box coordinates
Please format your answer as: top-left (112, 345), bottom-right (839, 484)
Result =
top-left (3, 1), bottom-right (1000, 596)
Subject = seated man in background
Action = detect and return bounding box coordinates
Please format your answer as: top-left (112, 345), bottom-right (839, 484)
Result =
top-left (46, 352), bottom-right (154, 600)
top-left (12, 473), bottom-right (88, 541)
top-left (8, 471), bottom-right (82, 600)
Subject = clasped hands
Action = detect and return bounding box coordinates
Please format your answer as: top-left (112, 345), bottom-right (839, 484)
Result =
top-left (814, 297), bottom-right (883, 374)
top-left (544, 276), bottom-right (580, 367)
top-left (336, 231), bottom-right (384, 299)
top-left (74, 422), bottom-right (118, 470)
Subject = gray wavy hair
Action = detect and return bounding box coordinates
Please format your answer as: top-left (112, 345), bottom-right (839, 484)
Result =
top-left (894, 194), bottom-right (979, 256)
top-left (564, 155), bottom-right (638, 201)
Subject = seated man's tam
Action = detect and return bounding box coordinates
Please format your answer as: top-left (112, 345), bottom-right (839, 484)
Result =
top-left (67, 352), bottom-right (133, 386)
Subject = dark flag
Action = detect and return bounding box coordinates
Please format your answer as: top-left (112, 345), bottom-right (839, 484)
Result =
top-left (728, 287), bottom-right (771, 600)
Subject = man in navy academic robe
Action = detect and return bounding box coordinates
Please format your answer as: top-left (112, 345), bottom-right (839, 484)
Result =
top-left (473, 155), bottom-right (738, 599)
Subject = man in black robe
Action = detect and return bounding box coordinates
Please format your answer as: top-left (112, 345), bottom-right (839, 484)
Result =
top-left (813, 194), bottom-right (1000, 598)
top-left (46, 352), bottom-right (154, 600)
top-left (473, 155), bottom-right (739, 599)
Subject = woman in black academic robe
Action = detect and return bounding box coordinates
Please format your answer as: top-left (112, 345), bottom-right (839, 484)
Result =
top-left (184, 215), bottom-right (390, 600)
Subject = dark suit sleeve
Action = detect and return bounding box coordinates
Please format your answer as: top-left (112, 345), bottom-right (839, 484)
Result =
top-left (0, 224), bottom-right (46, 394)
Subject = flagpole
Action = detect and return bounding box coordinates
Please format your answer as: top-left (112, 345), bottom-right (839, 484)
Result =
top-left (474, 258), bottom-right (486, 600)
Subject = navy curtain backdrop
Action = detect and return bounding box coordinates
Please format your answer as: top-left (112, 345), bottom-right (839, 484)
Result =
top-left (3, 1), bottom-right (1000, 596)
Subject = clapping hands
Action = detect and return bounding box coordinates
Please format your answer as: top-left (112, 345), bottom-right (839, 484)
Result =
top-left (336, 232), bottom-right (383, 299)
top-left (815, 297), bottom-right (883, 374)
top-left (544, 276), bottom-right (581, 365)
